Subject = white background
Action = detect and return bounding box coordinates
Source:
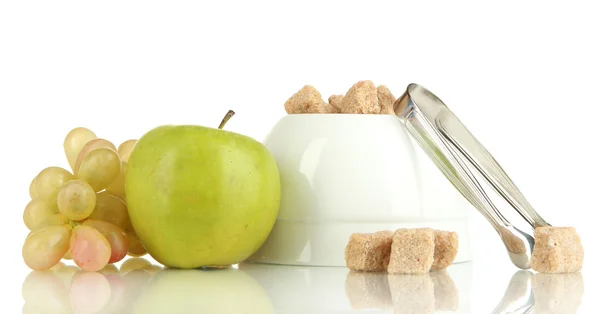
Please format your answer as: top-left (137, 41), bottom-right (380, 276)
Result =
top-left (1, 0), bottom-right (598, 313)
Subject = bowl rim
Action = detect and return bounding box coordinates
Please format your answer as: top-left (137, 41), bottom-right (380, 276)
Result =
top-left (278, 113), bottom-right (401, 121)
top-left (284, 113), bottom-right (397, 116)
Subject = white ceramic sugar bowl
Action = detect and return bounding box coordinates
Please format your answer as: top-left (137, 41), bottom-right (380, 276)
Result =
top-left (246, 114), bottom-right (472, 266)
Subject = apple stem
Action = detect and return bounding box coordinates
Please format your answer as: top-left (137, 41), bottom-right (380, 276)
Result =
top-left (218, 110), bottom-right (235, 129)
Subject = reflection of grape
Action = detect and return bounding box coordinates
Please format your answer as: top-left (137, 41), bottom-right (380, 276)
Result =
top-left (55, 265), bottom-right (79, 289)
top-left (120, 267), bottom-right (152, 312)
top-left (23, 199), bottom-right (57, 231)
top-left (69, 272), bottom-right (111, 314)
top-left (22, 260), bottom-right (164, 314)
top-left (57, 180), bottom-right (96, 221)
top-left (89, 191), bottom-right (131, 230)
top-left (76, 148), bottom-right (121, 192)
top-left (34, 167), bottom-right (74, 201)
top-left (117, 139), bottom-right (137, 162)
top-left (22, 225), bottom-right (72, 271)
top-left (73, 138), bottom-right (117, 174)
top-left (143, 264), bottom-right (164, 274)
top-left (83, 219), bottom-right (129, 264)
top-left (70, 225), bottom-right (111, 272)
top-left (100, 264), bottom-right (119, 275)
top-left (106, 161), bottom-right (127, 200)
top-left (21, 270), bottom-right (71, 313)
top-left (102, 272), bottom-right (128, 313)
top-left (63, 127), bottom-right (97, 172)
top-left (120, 257), bottom-right (151, 274)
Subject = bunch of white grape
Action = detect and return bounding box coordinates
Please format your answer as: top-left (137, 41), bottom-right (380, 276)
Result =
top-left (23, 127), bottom-right (147, 272)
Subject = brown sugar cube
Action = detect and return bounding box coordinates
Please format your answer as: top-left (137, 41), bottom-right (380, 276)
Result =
top-left (430, 270), bottom-right (459, 311)
top-left (532, 272), bottom-right (584, 313)
top-left (377, 85), bottom-right (396, 114)
top-left (388, 273), bottom-right (435, 314)
top-left (345, 271), bottom-right (392, 309)
top-left (340, 80), bottom-right (381, 114)
top-left (387, 228), bottom-right (435, 274)
top-left (531, 226), bottom-right (584, 273)
top-left (321, 102), bottom-right (338, 113)
top-left (328, 94), bottom-right (344, 112)
top-left (284, 85), bottom-right (337, 114)
top-left (431, 230), bottom-right (459, 271)
top-left (345, 231), bottom-right (394, 271)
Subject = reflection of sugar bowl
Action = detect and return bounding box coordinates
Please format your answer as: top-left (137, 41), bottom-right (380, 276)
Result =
top-left (238, 261), bottom-right (471, 313)
top-left (247, 114), bottom-right (472, 266)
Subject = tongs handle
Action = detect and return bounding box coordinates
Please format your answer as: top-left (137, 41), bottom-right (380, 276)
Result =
top-left (436, 109), bottom-right (549, 228)
top-left (395, 84), bottom-right (549, 230)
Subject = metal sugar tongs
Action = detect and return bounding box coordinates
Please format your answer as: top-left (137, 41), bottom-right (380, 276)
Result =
top-left (394, 83), bottom-right (550, 269)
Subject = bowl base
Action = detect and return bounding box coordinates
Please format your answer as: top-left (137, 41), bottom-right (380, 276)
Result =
top-left (246, 218), bottom-right (472, 267)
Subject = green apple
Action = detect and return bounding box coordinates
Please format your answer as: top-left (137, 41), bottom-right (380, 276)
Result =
top-left (124, 111), bottom-right (281, 268)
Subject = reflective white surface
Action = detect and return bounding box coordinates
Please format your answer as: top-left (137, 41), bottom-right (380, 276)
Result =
top-left (20, 256), bottom-right (591, 314)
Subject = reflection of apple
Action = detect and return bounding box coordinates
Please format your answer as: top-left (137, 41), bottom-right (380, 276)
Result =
top-left (238, 262), bottom-right (349, 312)
top-left (132, 268), bottom-right (274, 314)
top-left (125, 111), bottom-right (281, 268)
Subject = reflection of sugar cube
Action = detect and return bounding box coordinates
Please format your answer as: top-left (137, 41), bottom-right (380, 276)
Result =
top-left (432, 230), bottom-right (459, 271)
top-left (531, 226), bottom-right (584, 273)
top-left (430, 270), bottom-right (459, 311)
top-left (345, 271), bottom-right (392, 309)
top-left (387, 228), bottom-right (435, 274)
top-left (532, 272), bottom-right (584, 313)
top-left (388, 273), bottom-right (435, 314)
top-left (344, 231), bottom-right (393, 271)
